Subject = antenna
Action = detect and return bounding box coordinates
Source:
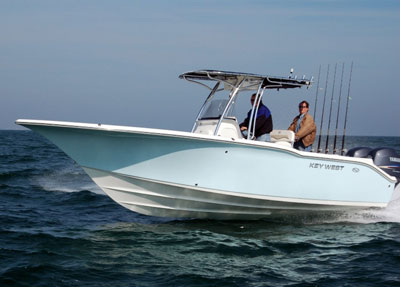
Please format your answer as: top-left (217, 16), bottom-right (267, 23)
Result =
top-left (325, 63), bottom-right (337, 153)
top-left (289, 68), bottom-right (294, 78)
top-left (333, 63), bottom-right (345, 154)
top-left (317, 64), bottom-right (330, 153)
top-left (341, 61), bottom-right (353, 155)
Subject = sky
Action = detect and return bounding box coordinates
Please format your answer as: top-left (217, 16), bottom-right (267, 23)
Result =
top-left (1, 0), bottom-right (399, 136)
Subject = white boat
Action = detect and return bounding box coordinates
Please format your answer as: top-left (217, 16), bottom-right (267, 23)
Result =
top-left (16, 70), bottom-right (400, 220)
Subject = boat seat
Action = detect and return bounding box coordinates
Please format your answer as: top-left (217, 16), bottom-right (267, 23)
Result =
top-left (270, 130), bottom-right (295, 147)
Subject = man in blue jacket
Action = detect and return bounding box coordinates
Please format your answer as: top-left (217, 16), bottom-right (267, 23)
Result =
top-left (240, 93), bottom-right (273, 141)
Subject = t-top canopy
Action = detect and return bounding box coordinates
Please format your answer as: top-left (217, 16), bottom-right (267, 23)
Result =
top-left (179, 70), bottom-right (312, 90)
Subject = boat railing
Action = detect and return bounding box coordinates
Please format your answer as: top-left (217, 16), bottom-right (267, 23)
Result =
top-left (191, 82), bottom-right (221, 132)
top-left (213, 79), bottom-right (247, 136)
top-left (247, 83), bottom-right (264, 140)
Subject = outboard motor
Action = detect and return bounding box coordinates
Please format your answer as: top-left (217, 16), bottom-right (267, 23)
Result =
top-left (345, 147), bottom-right (372, 158)
top-left (346, 147), bottom-right (400, 185)
top-left (370, 148), bottom-right (400, 183)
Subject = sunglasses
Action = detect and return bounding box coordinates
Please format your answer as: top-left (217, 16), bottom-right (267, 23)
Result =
top-left (299, 105), bottom-right (308, 108)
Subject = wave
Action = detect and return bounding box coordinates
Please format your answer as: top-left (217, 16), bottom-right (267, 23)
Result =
top-left (323, 185), bottom-right (400, 224)
top-left (0, 168), bottom-right (38, 180)
top-left (37, 182), bottom-right (103, 194)
top-left (29, 168), bottom-right (104, 195)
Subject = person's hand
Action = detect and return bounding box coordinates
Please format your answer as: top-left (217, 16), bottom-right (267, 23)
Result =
top-left (240, 126), bottom-right (247, 131)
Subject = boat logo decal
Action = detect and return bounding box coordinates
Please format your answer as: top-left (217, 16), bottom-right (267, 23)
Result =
top-left (309, 163), bottom-right (344, 171)
top-left (352, 168), bottom-right (360, 173)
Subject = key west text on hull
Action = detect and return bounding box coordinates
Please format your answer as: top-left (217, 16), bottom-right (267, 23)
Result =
top-left (16, 70), bottom-right (399, 220)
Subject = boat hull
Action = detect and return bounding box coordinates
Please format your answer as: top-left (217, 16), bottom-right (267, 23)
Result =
top-left (84, 167), bottom-right (387, 220)
top-left (17, 120), bottom-right (397, 220)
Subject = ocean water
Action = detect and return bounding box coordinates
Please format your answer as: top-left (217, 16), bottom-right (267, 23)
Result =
top-left (1, 130), bottom-right (400, 287)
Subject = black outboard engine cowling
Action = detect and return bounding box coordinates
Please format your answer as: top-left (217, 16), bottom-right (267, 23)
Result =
top-left (346, 147), bottom-right (400, 185)
top-left (345, 147), bottom-right (372, 158)
top-left (369, 148), bottom-right (400, 182)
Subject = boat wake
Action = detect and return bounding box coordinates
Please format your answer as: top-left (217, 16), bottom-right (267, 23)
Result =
top-left (318, 186), bottom-right (400, 224)
top-left (333, 207), bottom-right (400, 224)
top-left (31, 168), bottom-right (103, 195)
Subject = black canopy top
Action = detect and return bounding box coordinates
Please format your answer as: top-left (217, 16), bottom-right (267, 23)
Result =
top-left (179, 70), bottom-right (312, 90)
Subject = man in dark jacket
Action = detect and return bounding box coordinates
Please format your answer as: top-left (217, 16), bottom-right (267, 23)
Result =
top-left (240, 93), bottom-right (273, 141)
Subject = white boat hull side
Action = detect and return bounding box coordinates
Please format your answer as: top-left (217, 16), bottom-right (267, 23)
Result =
top-left (16, 120), bottom-right (397, 219)
top-left (83, 167), bottom-right (379, 220)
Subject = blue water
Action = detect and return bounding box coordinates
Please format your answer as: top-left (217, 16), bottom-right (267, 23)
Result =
top-left (1, 130), bottom-right (400, 286)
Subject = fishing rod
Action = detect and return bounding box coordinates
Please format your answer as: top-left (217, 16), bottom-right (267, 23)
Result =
top-left (312, 65), bottom-right (322, 120)
top-left (317, 64), bottom-right (330, 153)
top-left (325, 63), bottom-right (337, 153)
top-left (313, 64), bottom-right (321, 120)
top-left (311, 65), bottom-right (321, 152)
top-left (341, 61), bottom-right (353, 155)
top-left (333, 63), bottom-right (345, 154)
